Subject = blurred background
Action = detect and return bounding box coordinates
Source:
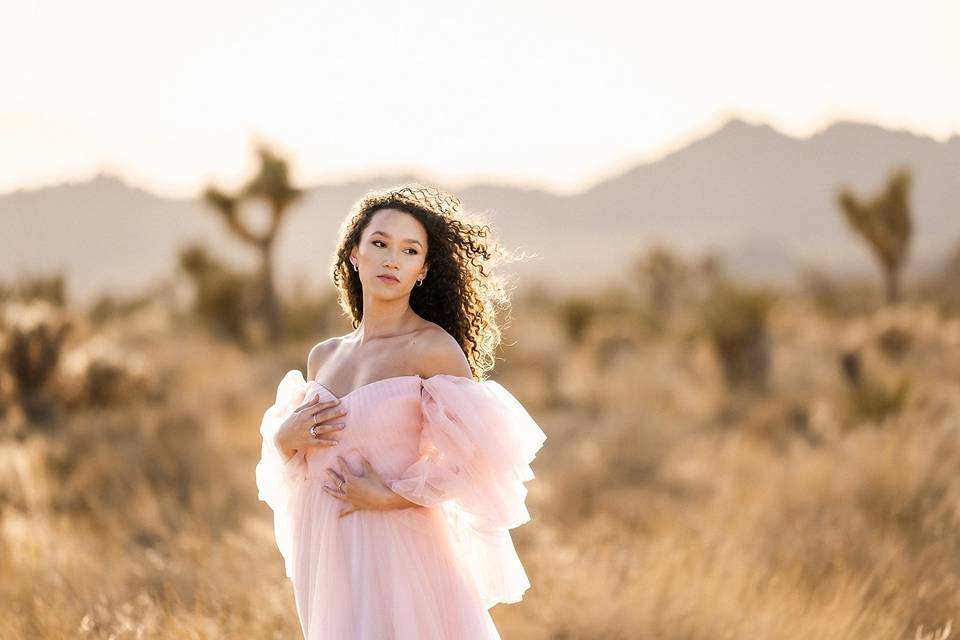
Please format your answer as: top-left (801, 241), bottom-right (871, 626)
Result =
top-left (2, 1), bottom-right (959, 638)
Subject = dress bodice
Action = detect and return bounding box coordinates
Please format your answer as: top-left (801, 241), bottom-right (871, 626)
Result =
top-left (300, 376), bottom-right (425, 480)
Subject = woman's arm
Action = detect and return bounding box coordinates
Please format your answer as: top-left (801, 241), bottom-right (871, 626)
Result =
top-left (323, 455), bottom-right (426, 515)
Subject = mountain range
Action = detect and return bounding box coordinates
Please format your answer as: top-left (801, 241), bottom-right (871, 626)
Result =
top-left (2, 117), bottom-right (957, 306)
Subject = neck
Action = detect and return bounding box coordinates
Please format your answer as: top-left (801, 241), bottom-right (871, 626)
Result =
top-left (354, 295), bottom-right (416, 344)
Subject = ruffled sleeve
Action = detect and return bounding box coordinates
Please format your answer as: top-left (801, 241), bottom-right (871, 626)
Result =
top-left (388, 374), bottom-right (548, 608)
top-left (255, 369), bottom-right (311, 580)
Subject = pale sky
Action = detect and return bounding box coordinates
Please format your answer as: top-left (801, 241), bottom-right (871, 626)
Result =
top-left (1, 0), bottom-right (957, 197)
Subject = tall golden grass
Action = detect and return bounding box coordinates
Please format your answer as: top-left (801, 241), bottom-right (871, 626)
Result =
top-left (2, 271), bottom-right (960, 639)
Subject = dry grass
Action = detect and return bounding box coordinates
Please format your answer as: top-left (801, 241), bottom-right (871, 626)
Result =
top-left (2, 289), bottom-right (960, 639)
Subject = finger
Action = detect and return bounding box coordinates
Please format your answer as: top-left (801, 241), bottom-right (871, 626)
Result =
top-left (293, 401), bottom-right (316, 414)
top-left (361, 457), bottom-right (374, 475)
top-left (310, 401), bottom-right (343, 415)
top-left (323, 484), bottom-right (346, 500)
top-left (338, 505), bottom-right (357, 519)
top-left (313, 409), bottom-right (348, 426)
top-left (322, 482), bottom-right (340, 494)
top-left (299, 397), bottom-right (337, 413)
top-left (326, 468), bottom-right (345, 484)
top-left (309, 422), bottom-right (346, 434)
top-left (337, 456), bottom-right (352, 478)
top-left (307, 437), bottom-right (340, 447)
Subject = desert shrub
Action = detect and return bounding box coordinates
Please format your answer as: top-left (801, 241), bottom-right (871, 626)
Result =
top-left (631, 245), bottom-right (724, 329)
top-left (178, 244), bottom-right (264, 348)
top-left (0, 298), bottom-right (157, 437)
top-left (838, 350), bottom-right (911, 427)
top-left (0, 299), bottom-right (72, 424)
top-left (58, 336), bottom-right (158, 409)
top-left (87, 290), bottom-right (156, 326)
top-left (700, 281), bottom-right (776, 392)
top-left (557, 295), bottom-right (597, 343)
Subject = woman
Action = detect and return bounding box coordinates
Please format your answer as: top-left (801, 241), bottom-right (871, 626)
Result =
top-left (255, 184), bottom-right (547, 639)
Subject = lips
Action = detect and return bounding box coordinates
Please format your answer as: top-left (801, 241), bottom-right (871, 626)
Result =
top-left (377, 274), bottom-right (399, 283)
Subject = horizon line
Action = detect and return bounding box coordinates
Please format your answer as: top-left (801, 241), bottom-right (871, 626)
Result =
top-left (1, 114), bottom-right (956, 201)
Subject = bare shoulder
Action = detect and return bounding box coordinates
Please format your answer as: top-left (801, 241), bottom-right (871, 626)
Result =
top-left (416, 324), bottom-right (472, 379)
top-left (307, 336), bottom-right (343, 381)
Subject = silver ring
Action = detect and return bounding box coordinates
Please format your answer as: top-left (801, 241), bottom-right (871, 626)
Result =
top-left (337, 480), bottom-right (344, 491)
top-left (313, 414), bottom-right (318, 426)
top-left (310, 424), bottom-right (320, 439)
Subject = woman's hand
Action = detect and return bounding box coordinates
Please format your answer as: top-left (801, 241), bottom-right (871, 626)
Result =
top-left (323, 455), bottom-right (415, 518)
top-left (274, 395), bottom-right (348, 461)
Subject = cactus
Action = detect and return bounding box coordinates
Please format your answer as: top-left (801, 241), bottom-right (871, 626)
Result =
top-left (201, 143), bottom-right (303, 343)
top-left (836, 168), bottom-right (913, 305)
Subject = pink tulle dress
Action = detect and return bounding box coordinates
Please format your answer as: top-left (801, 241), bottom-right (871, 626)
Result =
top-left (255, 371), bottom-right (547, 640)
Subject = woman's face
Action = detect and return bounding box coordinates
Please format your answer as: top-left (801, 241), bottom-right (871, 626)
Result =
top-left (350, 208), bottom-right (429, 294)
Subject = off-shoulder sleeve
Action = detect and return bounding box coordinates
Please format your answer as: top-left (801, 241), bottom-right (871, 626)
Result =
top-left (388, 374), bottom-right (548, 608)
top-left (255, 369), bottom-right (311, 580)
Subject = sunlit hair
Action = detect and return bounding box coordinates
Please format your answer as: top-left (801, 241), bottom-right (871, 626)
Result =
top-left (330, 184), bottom-right (522, 381)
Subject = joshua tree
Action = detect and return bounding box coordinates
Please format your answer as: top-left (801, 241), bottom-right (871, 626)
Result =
top-left (202, 143), bottom-right (303, 343)
top-left (836, 168), bottom-right (913, 305)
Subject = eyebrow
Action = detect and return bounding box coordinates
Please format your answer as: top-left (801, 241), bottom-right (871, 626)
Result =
top-left (370, 230), bottom-right (424, 248)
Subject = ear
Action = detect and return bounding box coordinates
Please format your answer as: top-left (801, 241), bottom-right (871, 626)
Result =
top-left (349, 246), bottom-right (358, 267)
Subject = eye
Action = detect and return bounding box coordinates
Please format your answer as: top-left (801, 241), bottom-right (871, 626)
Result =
top-left (372, 240), bottom-right (418, 255)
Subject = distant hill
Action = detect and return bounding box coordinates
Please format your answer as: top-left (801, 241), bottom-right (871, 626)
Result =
top-left (1, 117), bottom-right (957, 306)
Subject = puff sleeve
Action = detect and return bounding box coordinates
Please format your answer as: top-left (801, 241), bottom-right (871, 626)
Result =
top-left (388, 374), bottom-right (548, 608)
top-left (255, 369), bottom-right (311, 580)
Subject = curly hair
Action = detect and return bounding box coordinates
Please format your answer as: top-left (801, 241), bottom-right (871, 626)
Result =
top-left (329, 183), bottom-right (521, 381)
